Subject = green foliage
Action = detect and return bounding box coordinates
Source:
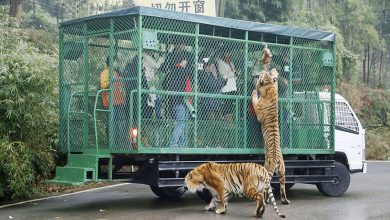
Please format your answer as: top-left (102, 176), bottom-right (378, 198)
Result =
top-left (338, 84), bottom-right (390, 161)
top-left (225, 0), bottom-right (265, 22)
top-left (0, 14), bottom-right (58, 199)
top-left (0, 29), bottom-right (58, 145)
top-left (0, 5), bottom-right (12, 27)
top-left (0, 141), bottom-right (55, 199)
top-left (24, 28), bottom-right (58, 54)
top-left (366, 128), bottom-right (390, 160)
top-left (22, 8), bottom-right (58, 31)
top-left (324, 25), bottom-right (358, 83)
top-left (285, 1), bottom-right (380, 84)
top-left (361, 90), bottom-right (390, 125)
top-left (224, 0), bottom-right (293, 22)
top-left (223, 0), bottom-right (372, 84)
top-left (338, 83), bottom-right (390, 125)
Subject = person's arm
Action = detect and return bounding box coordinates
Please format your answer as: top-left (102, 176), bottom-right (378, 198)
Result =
top-left (215, 74), bottom-right (226, 90)
top-left (143, 53), bottom-right (160, 70)
top-left (217, 59), bottom-right (229, 80)
top-left (156, 55), bottom-right (166, 68)
top-left (230, 62), bottom-right (238, 76)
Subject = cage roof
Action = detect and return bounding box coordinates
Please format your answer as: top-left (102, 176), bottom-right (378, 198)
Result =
top-left (60, 6), bottom-right (335, 42)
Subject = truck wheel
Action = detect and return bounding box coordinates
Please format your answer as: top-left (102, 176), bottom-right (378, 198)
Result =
top-left (196, 188), bottom-right (212, 202)
top-left (150, 186), bottom-right (185, 198)
top-left (316, 162), bottom-right (350, 197)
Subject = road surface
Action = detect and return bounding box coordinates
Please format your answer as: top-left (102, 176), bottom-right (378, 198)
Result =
top-left (0, 161), bottom-right (389, 220)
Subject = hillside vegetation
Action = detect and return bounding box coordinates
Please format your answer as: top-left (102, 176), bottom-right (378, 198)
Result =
top-left (338, 84), bottom-right (390, 160)
top-left (0, 7), bottom-right (58, 200)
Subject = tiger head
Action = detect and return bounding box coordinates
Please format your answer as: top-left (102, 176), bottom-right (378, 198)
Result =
top-left (257, 69), bottom-right (279, 95)
top-left (184, 163), bottom-right (212, 193)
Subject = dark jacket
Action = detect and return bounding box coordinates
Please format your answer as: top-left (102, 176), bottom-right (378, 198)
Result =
top-left (122, 56), bottom-right (150, 118)
top-left (162, 50), bottom-right (193, 118)
top-left (199, 71), bottom-right (225, 112)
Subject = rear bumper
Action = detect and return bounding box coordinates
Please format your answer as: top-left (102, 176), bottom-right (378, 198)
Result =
top-left (363, 161), bottom-right (367, 173)
top-left (350, 161), bottom-right (367, 174)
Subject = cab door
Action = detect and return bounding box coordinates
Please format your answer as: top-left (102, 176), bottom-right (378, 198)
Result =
top-left (334, 100), bottom-right (365, 171)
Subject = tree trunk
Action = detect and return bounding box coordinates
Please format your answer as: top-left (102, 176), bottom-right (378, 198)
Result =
top-left (9, 0), bottom-right (23, 27)
top-left (87, 0), bottom-right (90, 16)
top-left (388, 45), bottom-right (390, 64)
top-left (367, 44), bottom-right (370, 84)
top-left (363, 46), bottom-right (367, 83)
top-left (379, 50), bottom-right (383, 88)
top-left (370, 49), bottom-right (376, 86)
top-left (386, 46), bottom-right (390, 87)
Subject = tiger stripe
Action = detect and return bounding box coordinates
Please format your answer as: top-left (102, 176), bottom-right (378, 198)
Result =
top-left (252, 68), bottom-right (290, 205)
top-left (184, 162), bottom-right (285, 218)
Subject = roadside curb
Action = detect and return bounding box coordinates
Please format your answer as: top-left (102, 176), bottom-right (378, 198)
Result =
top-left (0, 183), bottom-right (131, 209)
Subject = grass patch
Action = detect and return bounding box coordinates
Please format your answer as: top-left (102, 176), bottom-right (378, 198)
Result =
top-left (366, 127), bottom-right (390, 160)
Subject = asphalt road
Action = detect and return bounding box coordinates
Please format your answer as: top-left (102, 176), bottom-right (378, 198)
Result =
top-left (1, 161), bottom-right (389, 220)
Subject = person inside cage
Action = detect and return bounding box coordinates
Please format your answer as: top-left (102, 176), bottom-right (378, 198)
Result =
top-left (100, 57), bottom-right (126, 149)
top-left (162, 47), bottom-right (194, 148)
top-left (199, 57), bottom-right (225, 120)
top-left (142, 49), bottom-right (166, 117)
top-left (217, 51), bottom-right (239, 122)
top-left (247, 64), bottom-right (264, 148)
top-left (122, 55), bottom-right (151, 147)
top-left (271, 50), bottom-right (290, 147)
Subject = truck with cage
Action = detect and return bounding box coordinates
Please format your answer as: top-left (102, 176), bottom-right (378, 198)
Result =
top-left (52, 6), bottom-right (366, 199)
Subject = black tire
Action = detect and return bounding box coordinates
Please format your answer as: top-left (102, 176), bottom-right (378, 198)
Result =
top-left (285, 183), bottom-right (295, 190)
top-left (150, 186), bottom-right (185, 198)
top-left (150, 186), bottom-right (165, 197)
top-left (196, 188), bottom-right (212, 202)
top-left (316, 162), bottom-right (350, 197)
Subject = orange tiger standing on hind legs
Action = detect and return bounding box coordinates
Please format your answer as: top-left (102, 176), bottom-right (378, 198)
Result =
top-left (251, 44), bottom-right (290, 204)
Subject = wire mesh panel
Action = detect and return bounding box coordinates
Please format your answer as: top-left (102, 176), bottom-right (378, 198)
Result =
top-left (143, 17), bottom-right (198, 150)
top-left (287, 38), bottom-right (334, 152)
top-left (59, 8), bottom-right (336, 155)
top-left (110, 22), bottom-right (139, 153)
top-left (88, 33), bottom-right (110, 152)
top-left (59, 23), bottom-right (86, 153)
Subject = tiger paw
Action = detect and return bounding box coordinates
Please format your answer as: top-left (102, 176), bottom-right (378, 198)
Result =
top-left (255, 207), bottom-right (265, 218)
top-left (281, 198), bottom-right (290, 205)
top-left (216, 208), bottom-right (227, 214)
top-left (204, 205), bottom-right (216, 211)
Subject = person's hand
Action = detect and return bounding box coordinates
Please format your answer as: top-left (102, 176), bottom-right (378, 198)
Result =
top-left (283, 78), bottom-right (288, 85)
top-left (180, 60), bottom-right (188, 68)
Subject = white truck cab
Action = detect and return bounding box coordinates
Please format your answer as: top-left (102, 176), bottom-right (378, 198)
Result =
top-left (319, 92), bottom-right (367, 174)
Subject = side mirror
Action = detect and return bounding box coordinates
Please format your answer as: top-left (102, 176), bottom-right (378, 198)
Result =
top-left (380, 108), bottom-right (388, 127)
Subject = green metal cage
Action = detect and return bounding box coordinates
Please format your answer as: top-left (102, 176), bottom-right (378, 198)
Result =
top-left (58, 7), bottom-right (336, 156)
